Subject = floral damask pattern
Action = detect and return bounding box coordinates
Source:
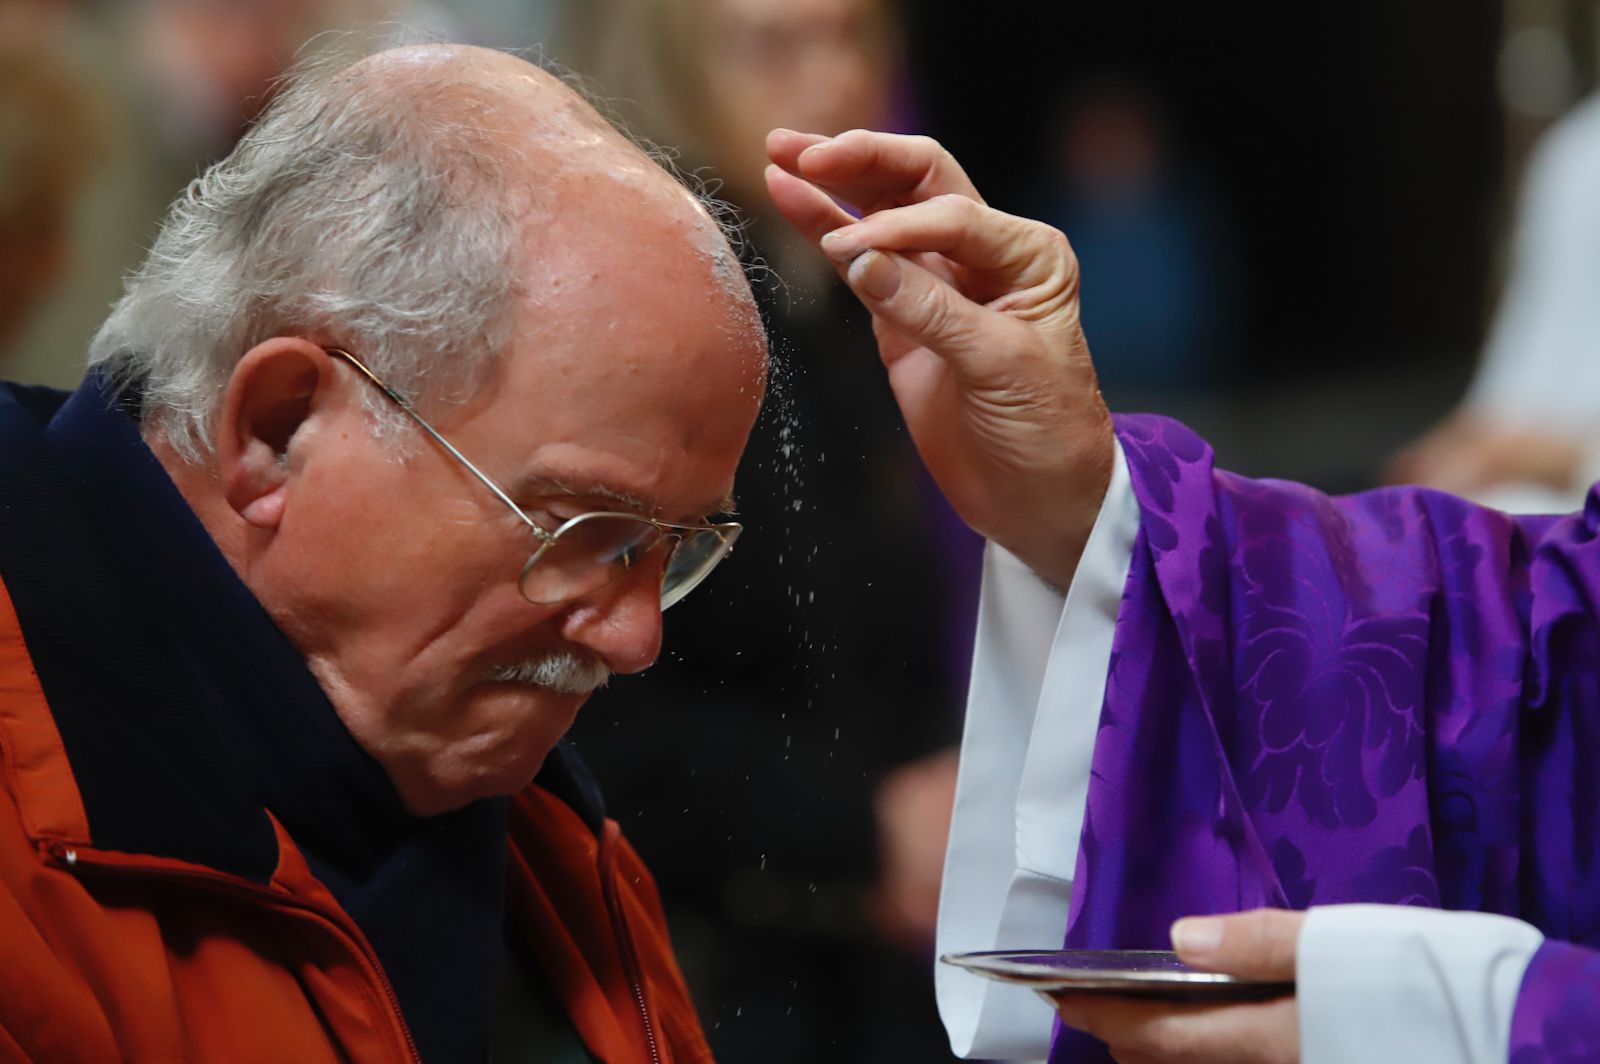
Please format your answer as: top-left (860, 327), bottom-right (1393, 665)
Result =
top-left (1049, 415), bottom-right (1600, 1064)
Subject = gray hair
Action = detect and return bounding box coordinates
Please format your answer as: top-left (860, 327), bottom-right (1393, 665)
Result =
top-left (89, 40), bottom-right (747, 462)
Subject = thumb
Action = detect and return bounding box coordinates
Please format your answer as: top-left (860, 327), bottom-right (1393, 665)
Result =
top-left (1170, 909), bottom-right (1304, 982)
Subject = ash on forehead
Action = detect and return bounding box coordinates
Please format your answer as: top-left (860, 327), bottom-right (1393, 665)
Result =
top-left (687, 205), bottom-right (762, 341)
top-left (690, 210), bottom-right (743, 290)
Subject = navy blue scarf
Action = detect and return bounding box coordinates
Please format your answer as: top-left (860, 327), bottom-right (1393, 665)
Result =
top-left (0, 370), bottom-right (511, 1063)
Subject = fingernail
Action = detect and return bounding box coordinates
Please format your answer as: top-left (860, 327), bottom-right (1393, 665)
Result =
top-left (848, 250), bottom-right (901, 301)
top-left (1171, 917), bottom-right (1223, 958)
top-left (820, 229), bottom-right (860, 261)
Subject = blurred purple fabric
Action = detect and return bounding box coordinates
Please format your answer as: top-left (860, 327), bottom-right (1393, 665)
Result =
top-left (1048, 414), bottom-right (1599, 1063)
top-left (1511, 941), bottom-right (1600, 1062)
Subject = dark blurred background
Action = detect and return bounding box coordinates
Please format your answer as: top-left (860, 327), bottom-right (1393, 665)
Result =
top-left (6, 0), bottom-right (1597, 1060)
top-left (910, 2), bottom-right (1507, 490)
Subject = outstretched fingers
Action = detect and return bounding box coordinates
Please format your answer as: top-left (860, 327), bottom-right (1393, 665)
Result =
top-left (764, 163), bottom-right (858, 249)
top-left (818, 194), bottom-right (1074, 296)
top-left (840, 249), bottom-right (1032, 377)
top-left (768, 128), bottom-right (985, 214)
top-left (766, 128), bottom-right (833, 176)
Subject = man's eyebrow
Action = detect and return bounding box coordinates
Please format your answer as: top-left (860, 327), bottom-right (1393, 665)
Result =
top-left (510, 474), bottom-right (737, 520)
top-left (511, 473), bottom-right (652, 513)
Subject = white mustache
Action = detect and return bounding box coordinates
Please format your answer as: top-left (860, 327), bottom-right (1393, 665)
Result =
top-left (486, 651), bottom-right (611, 695)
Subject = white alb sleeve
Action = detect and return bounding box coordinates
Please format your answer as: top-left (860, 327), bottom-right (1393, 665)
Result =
top-left (1298, 904), bottom-right (1544, 1064)
top-left (936, 442), bottom-right (1138, 1062)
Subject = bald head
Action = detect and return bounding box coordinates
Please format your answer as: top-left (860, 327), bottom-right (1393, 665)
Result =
top-left (351, 44), bottom-right (757, 327)
top-left (347, 43), bottom-right (631, 165)
top-left (90, 40), bottom-right (762, 459)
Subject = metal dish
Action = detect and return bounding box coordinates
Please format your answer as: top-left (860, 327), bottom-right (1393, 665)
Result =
top-left (941, 949), bottom-right (1294, 1001)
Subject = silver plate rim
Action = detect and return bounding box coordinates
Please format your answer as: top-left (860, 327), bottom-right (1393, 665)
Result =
top-left (940, 949), bottom-right (1284, 988)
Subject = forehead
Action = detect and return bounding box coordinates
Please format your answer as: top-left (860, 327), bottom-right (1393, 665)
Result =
top-left (518, 155), bottom-right (762, 362)
top-left (451, 166), bottom-right (765, 518)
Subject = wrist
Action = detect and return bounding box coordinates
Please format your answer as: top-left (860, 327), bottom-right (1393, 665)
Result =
top-left (994, 421), bottom-right (1115, 592)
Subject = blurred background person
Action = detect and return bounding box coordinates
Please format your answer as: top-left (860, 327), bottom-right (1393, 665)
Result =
top-left (562, 1), bottom-right (973, 1061)
top-left (1387, 90), bottom-right (1600, 513)
top-left (909, 4), bottom-right (1501, 498)
top-left (1029, 79), bottom-right (1239, 402)
top-left (5, 0), bottom-right (460, 388)
top-left (0, 4), bottom-right (105, 361)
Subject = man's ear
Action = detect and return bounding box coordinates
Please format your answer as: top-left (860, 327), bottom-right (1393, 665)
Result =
top-left (217, 339), bottom-right (341, 529)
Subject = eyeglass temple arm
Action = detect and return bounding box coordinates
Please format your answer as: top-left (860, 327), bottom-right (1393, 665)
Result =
top-left (326, 349), bottom-right (554, 543)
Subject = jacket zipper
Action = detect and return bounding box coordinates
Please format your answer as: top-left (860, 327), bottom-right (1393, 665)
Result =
top-left (44, 841), bottom-right (422, 1064)
top-left (598, 827), bottom-right (663, 1064)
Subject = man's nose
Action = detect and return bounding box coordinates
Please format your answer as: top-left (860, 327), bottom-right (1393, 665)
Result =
top-left (557, 559), bottom-right (665, 675)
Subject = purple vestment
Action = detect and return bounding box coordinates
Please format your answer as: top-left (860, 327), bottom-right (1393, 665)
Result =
top-left (1048, 415), bottom-right (1600, 1063)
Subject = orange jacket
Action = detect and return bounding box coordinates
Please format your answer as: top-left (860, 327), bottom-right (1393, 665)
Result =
top-left (0, 575), bottom-right (712, 1064)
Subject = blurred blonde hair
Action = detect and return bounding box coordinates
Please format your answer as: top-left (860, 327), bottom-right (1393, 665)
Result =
top-left (561, 0), bottom-right (718, 162)
top-left (561, 0), bottom-right (901, 199)
top-left (0, 9), bottom-right (105, 230)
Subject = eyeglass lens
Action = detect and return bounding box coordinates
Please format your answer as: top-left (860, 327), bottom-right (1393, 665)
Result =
top-left (660, 526), bottom-right (739, 609)
top-left (517, 515), bottom-right (737, 609)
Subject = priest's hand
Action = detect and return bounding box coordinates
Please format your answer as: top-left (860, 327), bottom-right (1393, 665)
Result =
top-left (1050, 909), bottom-right (1303, 1064)
top-left (765, 129), bottom-right (1114, 591)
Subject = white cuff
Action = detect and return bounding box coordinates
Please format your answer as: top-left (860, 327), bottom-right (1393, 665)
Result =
top-left (1298, 904), bottom-right (1544, 1064)
top-left (937, 441), bottom-right (1138, 1061)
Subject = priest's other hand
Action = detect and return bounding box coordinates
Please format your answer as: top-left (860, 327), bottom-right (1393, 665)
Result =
top-left (869, 747), bottom-right (959, 952)
top-left (1385, 411), bottom-right (1586, 496)
top-left (765, 129), bottom-right (1115, 591)
top-left (1050, 909), bottom-right (1303, 1064)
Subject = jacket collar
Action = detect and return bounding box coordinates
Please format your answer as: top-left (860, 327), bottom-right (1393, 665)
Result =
top-left (0, 370), bottom-right (414, 881)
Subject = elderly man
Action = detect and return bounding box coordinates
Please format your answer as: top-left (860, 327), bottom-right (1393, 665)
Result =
top-left (764, 129), bottom-right (1600, 1062)
top-left (0, 44), bottom-right (760, 1063)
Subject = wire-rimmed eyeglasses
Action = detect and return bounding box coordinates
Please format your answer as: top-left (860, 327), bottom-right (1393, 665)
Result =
top-left (326, 348), bottom-right (742, 609)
